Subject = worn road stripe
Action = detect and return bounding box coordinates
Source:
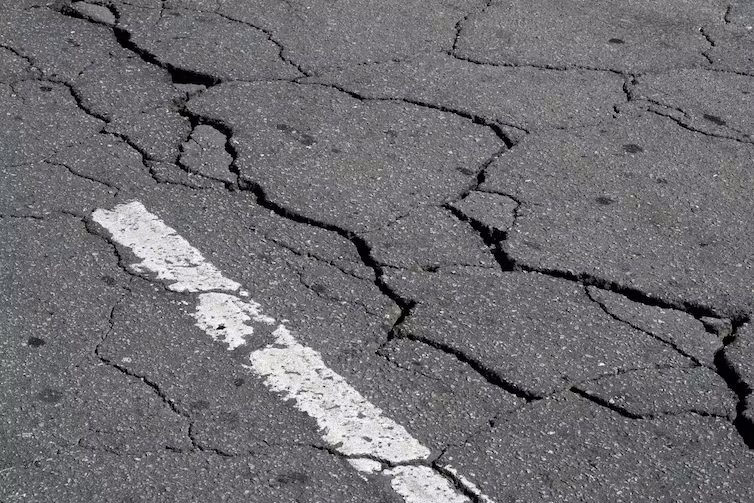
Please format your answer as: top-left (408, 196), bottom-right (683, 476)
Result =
top-left (92, 201), bottom-right (494, 503)
top-left (91, 201), bottom-right (242, 293)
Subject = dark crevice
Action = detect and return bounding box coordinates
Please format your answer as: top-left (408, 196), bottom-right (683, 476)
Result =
top-left (449, 188), bottom-right (522, 271)
top-left (0, 213), bottom-right (45, 220)
top-left (244, 180), bottom-right (414, 310)
top-left (714, 325), bottom-right (754, 448)
top-left (111, 25), bottom-right (220, 86)
top-left (175, 104), bottom-right (417, 314)
top-left (258, 232), bottom-right (371, 282)
top-left (723, 5), bottom-right (733, 24)
top-left (187, 422), bottom-right (234, 457)
top-left (177, 106), bottom-right (418, 310)
top-left (699, 26), bottom-right (716, 65)
top-left (91, 275), bottom-right (235, 457)
top-left (572, 386), bottom-right (737, 422)
top-left (81, 215), bottom-right (189, 296)
top-left (444, 197), bottom-right (519, 268)
top-left (390, 325), bottom-right (538, 402)
top-left (311, 444), bottom-right (430, 469)
top-left (699, 26), bottom-right (717, 47)
top-left (93, 281), bottom-right (188, 423)
top-left (432, 463), bottom-right (488, 503)
top-left (0, 42), bottom-right (41, 74)
top-left (48, 0), bottom-right (754, 458)
top-left (499, 252), bottom-right (747, 324)
top-left (450, 0), bottom-right (494, 53)
top-left (58, 2), bottom-right (221, 86)
top-left (435, 461), bottom-right (511, 503)
top-left (622, 73), bottom-right (638, 103)
top-left (570, 387), bottom-right (642, 420)
top-left (292, 269), bottom-right (381, 318)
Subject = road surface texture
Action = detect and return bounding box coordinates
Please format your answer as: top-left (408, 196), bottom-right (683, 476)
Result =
top-left (1, 0), bottom-right (753, 501)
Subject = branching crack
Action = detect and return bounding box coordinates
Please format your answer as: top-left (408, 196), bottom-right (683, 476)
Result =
top-left (714, 325), bottom-right (754, 448)
top-left (450, 0), bottom-right (495, 54)
top-left (644, 100), bottom-right (752, 144)
top-left (389, 324), bottom-right (539, 402)
top-left (48, 161), bottom-right (120, 193)
top-left (584, 285), bottom-right (707, 367)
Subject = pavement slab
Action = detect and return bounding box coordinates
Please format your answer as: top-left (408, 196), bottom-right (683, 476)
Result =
top-left (187, 80), bottom-right (502, 233)
top-left (441, 393), bottom-right (754, 503)
top-left (98, 280), bottom-right (327, 454)
top-left (0, 215), bottom-right (140, 468)
top-left (0, 8), bottom-right (114, 83)
top-left (308, 52), bottom-right (626, 131)
top-left (384, 269), bottom-right (693, 398)
top-left (214, 0), bottom-right (485, 73)
top-left (573, 366), bottom-right (738, 419)
top-left (482, 110), bottom-right (754, 318)
top-left (0, 448), bottom-right (402, 503)
top-left (454, 0), bottom-right (728, 73)
top-left (178, 124), bottom-right (235, 183)
top-left (1, 161), bottom-right (117, 218)
top-left (364, 206), bottom-right (496, 271)
top-left (1, 6), bottom-right (192, 164)
top-left (0, 80), bottom-right (103, 166)
top-left (586, 286), bottom-right (723, 366)
top-left (51, 135), bottom-right (156, 193)
top-left (705, 0), bottom-right (754, 74)
top-left (99, 188), bottom-right (524, 453)
top-left (116, 4), bottom-right (302, 81)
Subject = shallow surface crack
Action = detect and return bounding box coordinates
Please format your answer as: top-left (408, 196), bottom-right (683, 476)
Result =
top-left (584, 285), bottom-right (706, 367)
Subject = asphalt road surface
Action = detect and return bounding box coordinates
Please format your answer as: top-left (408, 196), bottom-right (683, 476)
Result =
top-left (2, 1), bottom-right (753, 502)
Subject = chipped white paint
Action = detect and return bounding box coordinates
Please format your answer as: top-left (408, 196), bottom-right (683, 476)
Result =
top-left (348, 458), bottom-right (383, 473)
top-left (92, 201), bottom-right (494, 503)
top-left (248, 325), bottom-right (431, 463)
top-left (193, 293), bottom-right (275, 350)
top-left (442, 465), bottom-right (496, 503)
top-left (92, 201), bottom-right (241, 293)
top-left (385, 466), bottom-right (470, 503)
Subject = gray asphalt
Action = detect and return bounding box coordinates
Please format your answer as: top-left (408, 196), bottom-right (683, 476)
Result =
top-left (1, 0), bottom-right (753, 501)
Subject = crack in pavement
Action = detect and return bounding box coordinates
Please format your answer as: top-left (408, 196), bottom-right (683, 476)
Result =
top-left (643, 99), bottom-right (754, 144)
top-left (584, 285), bottom-right (708, 368)
top-left (9, 5), bottom-right (753, 501)
top-left (62, 5), bottom-right (754, 441)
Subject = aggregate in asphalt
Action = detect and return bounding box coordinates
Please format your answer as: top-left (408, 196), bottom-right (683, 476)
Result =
top-left (1, 0), bottom-right (753, 501)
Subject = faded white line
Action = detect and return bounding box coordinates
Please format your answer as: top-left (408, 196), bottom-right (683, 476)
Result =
top-left (92, 201), bottom-right (494, 503)
top-left (92, 202), bottom-right (242, 293)
top-left (386, 466), bottom-right (471, 503)
top-left (247, 325), bottom-right (430, 463)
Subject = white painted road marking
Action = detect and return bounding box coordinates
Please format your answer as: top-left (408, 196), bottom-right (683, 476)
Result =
top-left (193, 292), bottom-right (275, 350)
top-left (91, 202), bottom-right (243, 293)
top-left (247, 325), bottom-right (430, 463)
top-left (92, 201), bottom-right (495, 503)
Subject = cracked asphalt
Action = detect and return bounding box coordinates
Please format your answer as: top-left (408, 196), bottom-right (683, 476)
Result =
top-left (1, 0), bottom-right (753, 501)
